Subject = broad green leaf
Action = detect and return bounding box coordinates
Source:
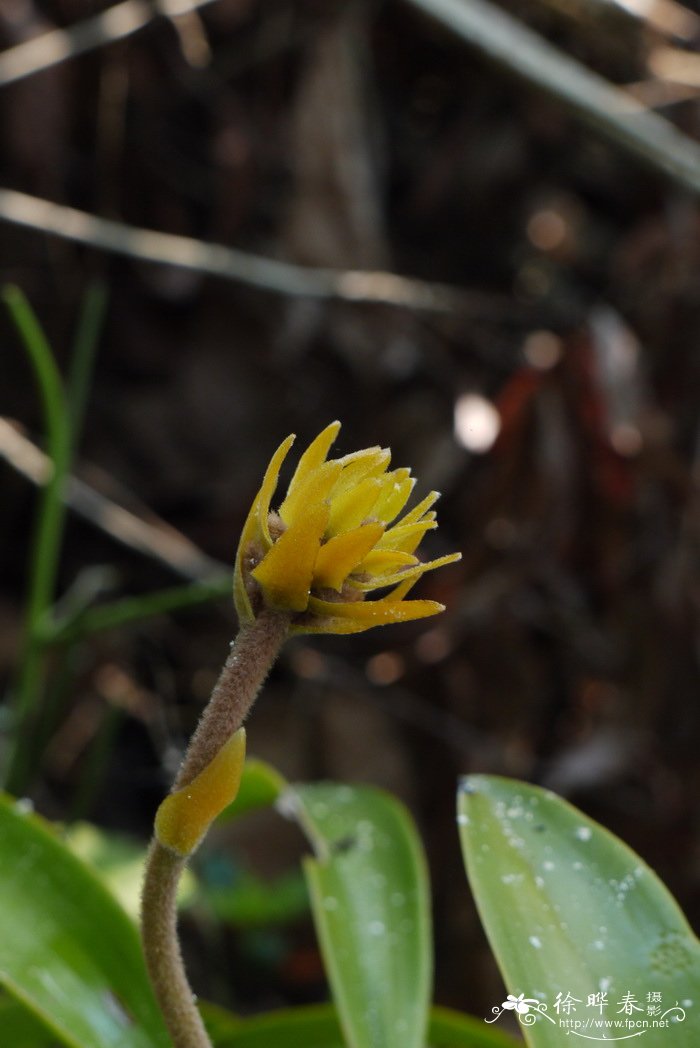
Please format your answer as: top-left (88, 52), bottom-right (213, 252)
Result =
top-left (0, 795), bottom-right (169, 1048)
top-left (202, 1000), bottom-right (520, 1048)
top-left (458, 775), bottom-right (700, 1047)
top-left (64, 822), bottom-right (196, 922)
top-left (203, 1001), bottom-right (342, 1047)
top-left (0, 996), bottom-right (59, 1047)
top-left (429, 1005), bottom-right (522, 1047)
top-left (285, 783), bottom-right (432, 1048)
top-left (220, 758), bottom-right (287, 821)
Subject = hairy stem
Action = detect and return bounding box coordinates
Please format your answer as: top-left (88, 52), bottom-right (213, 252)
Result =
top-left (141, 841), bottom-right (206, 1048)
top-left (141, 610), bottom-right (289, 1048)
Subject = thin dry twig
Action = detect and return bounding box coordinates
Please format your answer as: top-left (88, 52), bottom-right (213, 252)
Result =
top-left (0, 417), bottom-right (224, 580)
top-left (403, 0), bottom-right (700, 197)
top-left (0, 0), bottom-right (217, 87)
top-left (0, 188), bottom-right (466, 310)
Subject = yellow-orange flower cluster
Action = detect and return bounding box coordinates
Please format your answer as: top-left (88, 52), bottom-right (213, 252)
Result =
top-left (234, 421), bottom-right (460, 634)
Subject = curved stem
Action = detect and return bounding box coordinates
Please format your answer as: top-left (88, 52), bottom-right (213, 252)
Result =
top-left (141, 610), bottom-right (289, 1047)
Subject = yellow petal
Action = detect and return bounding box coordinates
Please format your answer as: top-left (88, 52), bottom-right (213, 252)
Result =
top-left (155, 729), bottom-right (247, 856)
top-left (278, 460), bottom-right (342, 526)
top-left (295, 595), bottom-right (445, 634)
top-left (330, 448), bottom-right (391, 499)
top-left (234, 433), bottom-right (296, 623)
top-left (373, 470), bottom-right (415, 524)
top-left (284, 421), bottom-right (341, 501)
top-left (313, 522), bottom-right (385, 591)
top-left (256, 434), bottom-right (297, 545)
top-left (396, 490), bottom-right (440, 528)
top-left (356, 551), bottom-right (462, 591)
top-left (252, 501), bottom-right (329, 611)
top-left (327, 476), bottom-right (383, 535)
top-left (376, 519), bottom-right (438, 553)
top-left (356, 549), bottom-right (418, 576)
top-left (336, 445), bottom-right (388, 469)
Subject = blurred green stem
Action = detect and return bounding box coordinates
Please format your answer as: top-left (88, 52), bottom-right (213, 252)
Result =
top-left (3, 282), bottom-right (107, 793)
top-left (42, 576), bottom-right (231, 645)
top-left (3, 287), bottom-right (72, 793)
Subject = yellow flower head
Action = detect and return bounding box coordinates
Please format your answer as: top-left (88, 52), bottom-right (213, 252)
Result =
top-left (234, 422), bottom-right (461, 634)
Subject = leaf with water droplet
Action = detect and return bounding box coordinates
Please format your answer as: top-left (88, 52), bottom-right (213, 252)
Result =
top-left (288, 783), bottom-right (431, 1048)
top-left (458, 776), bottom-right (700, 1048)
top-left (0, 792), bottom-right (169, 1047)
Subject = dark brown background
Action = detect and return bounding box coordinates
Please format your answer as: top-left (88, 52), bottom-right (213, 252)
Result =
top-left (1, 0), bottom-right (699, 1022)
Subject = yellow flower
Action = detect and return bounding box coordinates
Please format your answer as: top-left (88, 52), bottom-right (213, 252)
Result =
top-left (234, 421), bottom-right (461, 634)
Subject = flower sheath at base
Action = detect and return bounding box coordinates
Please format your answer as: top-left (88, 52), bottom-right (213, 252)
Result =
top-left (234, 420), bottom-right (461, 634)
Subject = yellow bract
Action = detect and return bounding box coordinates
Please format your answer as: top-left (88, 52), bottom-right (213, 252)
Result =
top-left (155, 728), bottom-right (247, 856)
top-left (233, 421), bottom-right (461, 634)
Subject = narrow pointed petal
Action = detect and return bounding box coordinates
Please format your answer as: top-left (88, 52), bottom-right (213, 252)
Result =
top-left (298, 594), bottom-right (445, 634)
top-left (252, 502), bottom-right (329, 611)
top-left (234, 433), bottom-right (295, 622)
top-left (336, 446), bottom-right (389, 470)
top-left (376, 519), bottom-right (438, 553)
top-left (278, 460), bottom-right (342, 525)
top-left (155, 728), bottom-right (247, 856)
top-left (327, 476), bottom-right (383, 535)
top-left (257, 434), bottom-right (297, 545)
top-left (356, 551), bottom-right (462, 591)
top-left (396, 490), bottom-right (441, 528)
top-left (312, 522), bottom-right (385, 591)
top-left (331, 448), bottom-right (391, 501)
top-left (356, 549), bottom-right (418, 576)
top-left (284, 421), bottom-right (341, 501)
top-left (373, 470), bottom-right (415, 524)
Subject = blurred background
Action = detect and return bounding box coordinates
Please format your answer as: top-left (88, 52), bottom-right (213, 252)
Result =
top-left (0, 0), bottom-right (699, 1024)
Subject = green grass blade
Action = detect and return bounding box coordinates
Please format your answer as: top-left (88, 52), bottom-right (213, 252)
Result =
top-left (42, 575), bottom-right (232, 645)
top-left (3, 286), bottom-right (72, 793)
top-left (458, 775), bottom-right (700, 1047)
top-left (3, 286), bottom-right (71, 627)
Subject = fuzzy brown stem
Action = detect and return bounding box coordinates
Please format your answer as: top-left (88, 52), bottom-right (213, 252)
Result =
top-left (175, 610), bottom-right (289, 789)
top-left (141, 610), bottom-right (289, 1047)
top-left (141, 841), bottom-right (208, 1048)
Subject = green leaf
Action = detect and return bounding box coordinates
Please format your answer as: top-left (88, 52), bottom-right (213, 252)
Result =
top-left (458, 775), bottom-right (700, 1047)
top-left (203, 1001), bottom-right (342, 1047)
top-left (219, 758), bottom-right (287, 821)
top-left (429, 1005), bottom-right (522, 1047)
top-left (0, 996), bottom-right (60, 1047)
top-left (64, 822), bottom-right (196, 922)
top-left (286, 783), bottom-right (432, 1048)
top-left (202, 1000), bottom-right (520, 1048)
top-left (0, 795), bottom-right (169, 1048)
